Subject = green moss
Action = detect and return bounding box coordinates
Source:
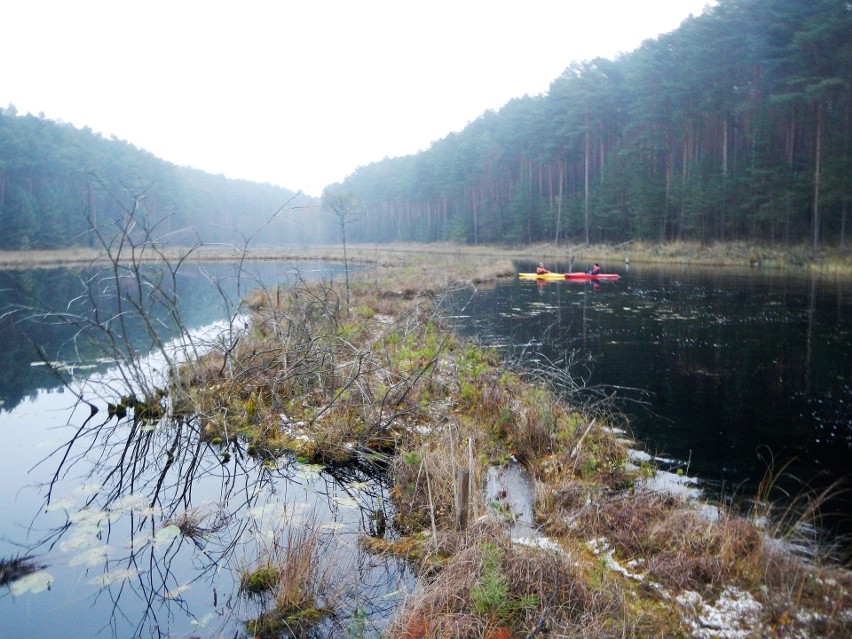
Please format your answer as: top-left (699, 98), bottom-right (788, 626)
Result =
top-left (493, 407), bottom-right (515, 435)
top-left (118, 391), bottom-right (166, 422)
top-left (402, 450), bottom-right (421, 466)
top-left (244, 393), bottom-right (259, 418)
top-left (239, 565), bottom-right (279, 595)
top-left (245, 605), bottom-right (329, 639)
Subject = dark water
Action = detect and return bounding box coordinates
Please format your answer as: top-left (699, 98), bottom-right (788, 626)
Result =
top-left (2, 259), bottom-right (850, 637)
top-left (0, 261), bottom-right (350, 411)
top-left (0, 261), bottom-right (406, 639)
top-left (447, 262), bottom-right (852, 542)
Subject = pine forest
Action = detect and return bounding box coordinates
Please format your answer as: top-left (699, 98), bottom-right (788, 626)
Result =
top-left (333, 0), bottom-right (850, 248)
top-left (0, 0), bottom-right (849, 250)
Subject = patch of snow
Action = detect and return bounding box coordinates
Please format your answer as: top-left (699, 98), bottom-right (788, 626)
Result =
top-left (677, 587), bottom-right (763, 639)
top-left (628, 449), bottom-right (654, 462)
top-left (636, 468), bottom-right (702, 501)
top-left (484, 463), bottom-right (536, 534)
top-left (512, 536), bottom-right (565, 554)
top-left (280, 415), bottom-right (310, 440)
top-left (587, 537), bottom-right (645, 581)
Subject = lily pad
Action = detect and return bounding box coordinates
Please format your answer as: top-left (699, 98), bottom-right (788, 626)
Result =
top-left (110, 492), bottom-right (148, 514)
top-left (45, 494), bottom-right (79, 512)
top-left (165, 582), bottom-right (192, 599)
top-left (153, 524), bottom-right (182, 544)
top-left (69, 545), bottom-right (111, 567)
top-left (68, 508), bottom-right (109, 526)
top-left (295, 463), bottom-right (325, 480)
top-left (88, 567), bottom-right (139, 586)
top-left (244, 502), bottom-right (289, 525)
top-left (59, 531), bottom-right (101, 552)
top-left (331, 495), bottom-right (359, 509)
top-left (346, 481), bottom-right (371, 492)
top-left (10, 570), bottom-right (53, 596)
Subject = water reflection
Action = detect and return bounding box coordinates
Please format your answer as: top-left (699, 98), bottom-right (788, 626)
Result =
top-left (0, 262), bottom-right (349, 411)
top-left (447, 263), bottom-right (852, 542)
top-left (0, 260), bottom-right (409, 638)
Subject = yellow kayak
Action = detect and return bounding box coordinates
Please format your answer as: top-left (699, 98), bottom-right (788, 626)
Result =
top-left (519, 272), bottom-right (621, 281)
top-left (518, 272), bottom-right (567, 280)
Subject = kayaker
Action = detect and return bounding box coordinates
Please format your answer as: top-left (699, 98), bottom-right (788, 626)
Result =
top-left (587, 263), bottom-right (601, 275)
top-left (536, 262), bottom-right (550, 275)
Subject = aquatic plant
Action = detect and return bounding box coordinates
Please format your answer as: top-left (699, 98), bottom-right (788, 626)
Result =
top-left (0, 555), bottom-right (46, 588)
top-left (240, 522), bottom-right (337, 638)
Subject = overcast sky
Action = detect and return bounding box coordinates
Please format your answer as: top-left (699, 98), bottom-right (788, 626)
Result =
top-left (1, 1), bottom-right (714, 196)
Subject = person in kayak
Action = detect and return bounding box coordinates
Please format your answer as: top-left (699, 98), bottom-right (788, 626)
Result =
top-left (536, 262), bottom-right (550, 275)
top-left (587, 263), bottom-right (601, 275)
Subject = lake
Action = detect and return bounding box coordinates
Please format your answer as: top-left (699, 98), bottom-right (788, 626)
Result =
top-left (447, 262), bottom-right (852, 547)
top-left (0, 260), bottom-right (408, 639)
top-left (1, 258), bottom-right (850, 637)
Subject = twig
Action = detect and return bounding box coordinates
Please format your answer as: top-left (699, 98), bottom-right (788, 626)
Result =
top-left (571, 418), bottom-right (596, 473)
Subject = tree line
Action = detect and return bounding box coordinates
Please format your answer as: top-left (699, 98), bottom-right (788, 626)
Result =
top-left (2, 0), bottom-right (848, 251)
top-left (331, 0), bottom-right (850, 247)
top-left (0, 108), bottom-right (319, 250)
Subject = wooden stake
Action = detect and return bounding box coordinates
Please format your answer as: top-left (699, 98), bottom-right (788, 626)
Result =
top-left (455, 468), bottom-right (470, 530)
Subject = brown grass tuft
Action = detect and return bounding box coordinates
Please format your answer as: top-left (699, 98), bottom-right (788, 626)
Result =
top-left (240, 521), bottom-right (342, 639)
top-left (384, 520), bottom-right (643, 639)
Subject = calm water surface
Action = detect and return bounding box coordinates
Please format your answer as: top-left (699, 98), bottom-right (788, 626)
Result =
top-left (448, 262), bottom-right (851, 537)
top-left (0, 261), bottom-right (406, 639)
top-left (2, 259), bottom-right (850, 637)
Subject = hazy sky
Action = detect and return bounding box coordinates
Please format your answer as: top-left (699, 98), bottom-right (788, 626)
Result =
top-left (1, 1), bottom-right (713, 196)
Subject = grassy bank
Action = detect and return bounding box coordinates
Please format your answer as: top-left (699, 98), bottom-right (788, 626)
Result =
top-left (160, 253), bottom-right (849, 638)
top-left (2, 240), bottom-right (851, 274)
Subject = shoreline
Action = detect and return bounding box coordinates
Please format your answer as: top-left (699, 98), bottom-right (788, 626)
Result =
top-left (2, 240), bottom-right (851, 274)
top-left (177, 257), bottom-right (850, 637)
top-left (1, 250), bottom-right (849, 637)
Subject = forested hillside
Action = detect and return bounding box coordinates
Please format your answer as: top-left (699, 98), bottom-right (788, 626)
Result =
top-left (332, 0), bottom-right (850, 247)
top-left (2, 0), bottom-right (848, 251)
top-left (0, 108), bottom-right (319, 249)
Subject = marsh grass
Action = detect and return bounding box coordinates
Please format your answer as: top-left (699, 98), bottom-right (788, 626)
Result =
top-left (157, 251), bottom-right (850, 637)
top-left (240, 522), bottom-right (339, 638)
top-left (542, 482), bottom-right (765, 593)
top-left (748, 456), bottom-right (851, 561)
top-left (175, 266), bottom-right (465, 467)
top-left (532, 470), bottom-right (852, 636)
top-left (7, 239), bottom-right (850, 273)
top-left (383, 520), bottom-right (664, 639)
top-left (759, 547), bottom-right (852, 637)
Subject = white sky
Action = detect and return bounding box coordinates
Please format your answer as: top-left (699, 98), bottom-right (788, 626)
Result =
top-left (1, 1), bottom-right (713, 196)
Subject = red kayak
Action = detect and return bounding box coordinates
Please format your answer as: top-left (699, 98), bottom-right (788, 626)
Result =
top-left (564, 272), bottom-right (620, 280)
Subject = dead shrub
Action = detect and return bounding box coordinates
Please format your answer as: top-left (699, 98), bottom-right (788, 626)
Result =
top-left (391, 436), bottom-right (464, 533)
top-left (165, 504), bottom-right (227, 539)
